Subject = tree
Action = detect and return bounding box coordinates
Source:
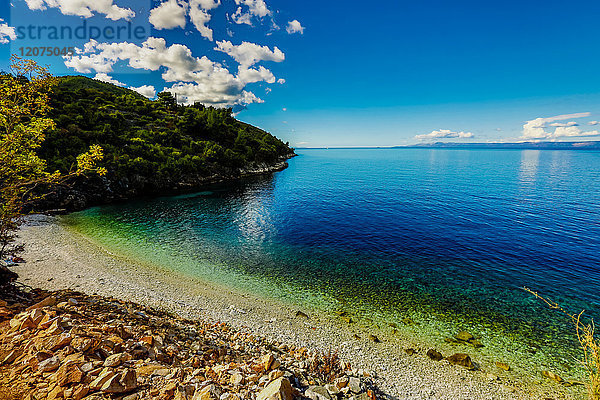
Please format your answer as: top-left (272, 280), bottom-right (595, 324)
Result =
top-left (0, 57), bottom-right (105, 270)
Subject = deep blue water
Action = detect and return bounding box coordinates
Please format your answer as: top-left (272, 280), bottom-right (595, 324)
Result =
top-left (65, 148), bottom-right (600, 364)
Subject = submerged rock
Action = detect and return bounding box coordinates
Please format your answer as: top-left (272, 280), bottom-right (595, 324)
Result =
top-left (446, 353), bottom-right (475, 370)
top-left (426, 349), bottom-right (443, 361)
top-left (404, 348), bottom-right (416, 356)
top-left (542, 370), bottom-right (563, 383)
top-left (495, 362), bottom-right (510, 371)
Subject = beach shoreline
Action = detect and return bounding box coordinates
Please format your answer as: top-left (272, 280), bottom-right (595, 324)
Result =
top-left (13, 214), bottom-right (580, 399)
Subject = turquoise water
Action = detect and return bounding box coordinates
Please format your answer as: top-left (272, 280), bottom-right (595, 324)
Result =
top-left (64, 148), bottom-right (600, 383)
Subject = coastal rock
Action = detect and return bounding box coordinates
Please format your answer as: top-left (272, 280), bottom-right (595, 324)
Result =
top-left (446, 353), bottom-right (474, 370)
top-left (38, 356), bottom-right (60, 372)
top-left (56, 361), bottom-right (84, 387)
top-left (256, 377), bottom-right (293, 400)
top-left (426, 349), bottom-right (443, 361)
top-left (348, 377), bottom-right (362, 393)
top-left (305, 386), bottom-right (332, 400)
top-left (103, 352), bottom-right (131, 367)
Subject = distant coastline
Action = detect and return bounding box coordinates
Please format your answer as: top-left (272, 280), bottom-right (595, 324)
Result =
top-left (297, 141), bottom-right (600, 150)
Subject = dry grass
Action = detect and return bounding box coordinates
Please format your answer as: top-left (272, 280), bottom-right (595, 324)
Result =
top-left (524, 287), bottom-right (600, 399)
top-left (308, 349), bottom-right (345, 383)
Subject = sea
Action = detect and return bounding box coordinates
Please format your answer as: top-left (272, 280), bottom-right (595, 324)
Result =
top-left (63, 148), bottom-right (600, 383)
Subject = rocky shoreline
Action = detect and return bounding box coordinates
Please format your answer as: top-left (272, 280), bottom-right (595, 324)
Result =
top-left (8, 215), bottom-right (583, 399)
top-left (0, 288), bottom-right (376, 400)
top-left (34, 154), bottom-right (296, 212)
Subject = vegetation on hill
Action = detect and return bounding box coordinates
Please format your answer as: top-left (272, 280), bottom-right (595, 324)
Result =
top-left (0, 58), bottom-right (104, 263)
top-left (36, 76), bottom-right (294, 208)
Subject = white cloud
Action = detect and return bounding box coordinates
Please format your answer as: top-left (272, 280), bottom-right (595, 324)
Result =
top-left (286, 20), bottom-right (304, 34)
top-left (589, 121), bottom-right (599, 126)
top-left (24, 0), bottom-right (135, 20)
top-left (131, 85), bottom-right (157, 98)
top-left (149, 0), bottom-right (187, 30)
top-left (282, 107), bottom-right (287, 111)
top-left (415, 129), bottom-right (474, 140)
top-left (234, 0), bottom-right (271, 17)
top-left (0, 19), bottom-right (16, 44)
top-left (189, 0), bottom-right (220, 41)
top-left (277, 78), bottom-right (285, 84)
top-left (521, 112), bottom-right (596, 140)
top-left (548, 121), bottom-right (578, 127)
top-left (93, 72), bottom-right (125, 86)
top-left (231, 7), bottom-right (252, 25)
top-left (65, 37), bottom-right (277, 108)
top-left (231, 0), bottom-right (271, 25)
top-left (215, 40), bottom-right (284, 68)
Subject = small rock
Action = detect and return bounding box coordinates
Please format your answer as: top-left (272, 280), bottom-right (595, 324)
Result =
top-left (305, 386), bottom-right (332, 400)
top-left (295, 311), bottom-right (309, 319)
top-left (261, 354), bottom-right (275, 371)
top-left (348, 377), bottom-right (361, 393)
top-left (404, 348), bottom-right (416, 356)
top-left (256, 377), bottom-right (293, 400)
top-left (334, 376), bottom-right (349, 389)
top-left (542, 370), bottom-right (563, 383)
top-left (38, 356), bottom-right (60, 372)
top-left (368, 334), bottom-right (380, 343)
top-left (495, 362), bottom-right (510, 371)
top-left (104, 352), bottom-right (131, 367)
top-left (56, 362), bottom-right (84, 387)
top-left (426, 349), bottom-right (443, 361)
top-left (446, 353), bottom-right (475, 370)
top-left (230, 373), bottom-right (245, 386)
top-left (455, 331), bottom-right (474, 342)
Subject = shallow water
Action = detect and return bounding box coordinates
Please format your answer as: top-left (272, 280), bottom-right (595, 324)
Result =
top-left (64, 148), bottom-right (600, 383)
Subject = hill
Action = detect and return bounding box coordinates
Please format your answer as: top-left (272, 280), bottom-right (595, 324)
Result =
top-left (37, 76), bottom-right (295, 210)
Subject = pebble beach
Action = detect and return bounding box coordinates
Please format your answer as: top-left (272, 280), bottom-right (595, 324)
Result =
top-left (11, 214), bottom-right (583, 400)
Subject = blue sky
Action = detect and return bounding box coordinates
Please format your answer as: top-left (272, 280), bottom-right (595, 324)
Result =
top-left (1, 0), bottom-right (600, 147)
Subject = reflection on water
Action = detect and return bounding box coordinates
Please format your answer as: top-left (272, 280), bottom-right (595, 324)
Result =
top-left (64, 148), bottom-right (600, 385)
top-left (518, 150), bottom-right (540, 185)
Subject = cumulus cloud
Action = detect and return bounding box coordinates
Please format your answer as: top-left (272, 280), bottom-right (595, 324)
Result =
top-left (148, 0), bottom-right (220, 40)
top-left (548, 121), bottom-right (578, 127)
top-left (235, 0), bottom-right (271, 17)
top-left (24, 0), bottom-right (135, 20)
top-left (65, 37), bottom-right (278, 108)
top-left (521, 112), bottom-right (599, 140)
top-left (214, 40), bottom-right (284, 68)
top-left (149, 0), bottom-right (187, 30)
top-left (231, 0), bottom-right (271, 25)
top-left (131, 85), bottom-right (157, 98)
top-left (93, 72), bottom-right (126, 86)
top-left (189, 0), bottom-right (220, 41)
top-left (0, 19), bottom-right (16, 44)
top-left (589, 121), bottom-right (600, 126)
top-left (286, 20), bottom-right (304, 34)
top-left (415, 129), bottom-right (474, 140)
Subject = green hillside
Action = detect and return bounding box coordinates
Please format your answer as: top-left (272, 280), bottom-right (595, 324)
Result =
top-left (37, 76), bottom-right (294, 208)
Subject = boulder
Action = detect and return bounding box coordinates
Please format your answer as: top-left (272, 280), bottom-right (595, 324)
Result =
top-left (56, 362), bottom-right (84, 387)
top-left (305, 386), bottom-right (331, 400)
top-left (257, 377), bottom-right (293, 400)
top-left (39, 356), bottom-right (60, 372)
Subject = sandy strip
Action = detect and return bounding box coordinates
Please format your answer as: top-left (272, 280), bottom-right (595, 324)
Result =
top-left (13, 214), bottom-right (576, 400)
